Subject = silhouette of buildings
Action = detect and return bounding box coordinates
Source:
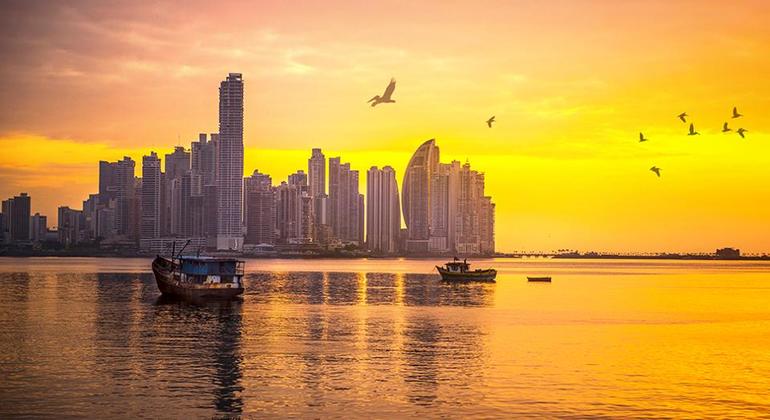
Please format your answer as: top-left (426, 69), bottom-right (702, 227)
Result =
top-left (403, 139), bottom-right (495, 255)
top-left (366, 166), bottom-right (400, 254)
top-left (4, 74), bottom-right (497, 256)
top-left (217, 73), bottom-right (245, 251)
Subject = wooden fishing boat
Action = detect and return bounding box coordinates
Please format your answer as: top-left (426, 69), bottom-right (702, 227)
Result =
top-left (152, 255), bottom-right (245, 299)
top-left (436, 258), bottom-right (497, 282)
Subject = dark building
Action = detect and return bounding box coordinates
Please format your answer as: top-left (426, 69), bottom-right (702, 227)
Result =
top-left (244, 170), bottom-right (276, 245)
top-left (2, 193), bottom-right (31, 242)
top-left (98, 157), bottom-right (135, 236)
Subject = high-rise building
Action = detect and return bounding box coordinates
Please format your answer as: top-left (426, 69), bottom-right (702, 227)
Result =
top-left (275, 181), bottom-right (313, 244)
top-left (366, 166), bottom-right (400, 254)
top-left (191, 133), bottom-right (218, 186)
top-left (140, 152), bottom-right (162, 239)
top-left (98, 157), bottom-right (135, 236)
top-left (402, 139), bottom-right (439, 253)
top-left (58, 206), bottom-right (82, 247)
top-left (30, 213), bottom-right (47, 242)
top-left (288, 170), bottom-right (308, 187)
top-left (244, 170), bottom-right (275, 245)
top-left (2, 193), bottom-right (31, 243)
top-left (216, 73), bottom-right (245, 250)
top-left (308, 148), bottom-right (325, 198)
top-left (329, 157), bottom-right (362, 244)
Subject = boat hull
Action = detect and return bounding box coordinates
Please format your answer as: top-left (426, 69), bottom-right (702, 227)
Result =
top-left (527, 276), bottom-right (552, 282)
top-left (436, 266), bottom-right (497, 282)
top-left (152, 256), bottom-right (244, 299)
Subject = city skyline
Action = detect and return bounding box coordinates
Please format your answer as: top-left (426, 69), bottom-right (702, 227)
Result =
top-left (1, 1), bottom-right (769, 253)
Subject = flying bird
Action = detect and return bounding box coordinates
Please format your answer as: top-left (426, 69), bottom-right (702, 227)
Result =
top-left (678, 112), bottom-right (688, 123)
top-left (367, 78), bottom-right (396, 107)
top-left (737, 128), bottom-right (747, 138)
top-left (732, 107), bottom-right (742, 118)
top-left (639, 132), bottom-right (648, 142)
top-left (722, 122), bottom-right (731, 132)
top-left (688, 123), bottom-right (699, 136)
top-left (650, 166), bottom-right (661, 178)
top-left (486, 116), bottom-right (495, 128)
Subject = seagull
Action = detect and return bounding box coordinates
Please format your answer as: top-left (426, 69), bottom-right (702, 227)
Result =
top-left (678, 112), bottom-right (688, 123)
top-left (486, 116), bottom-right (495, 128)
top-left (650, 166), bottom-right (661, 177)
top-left (732, 107), bottom-right (742, 119)
top-left (639, 132), bottom-right (648, 142)
top-left (722, 122), bottom-right (731, 133)
top-left (737, 128), bottom-right (747, 138)
top-left (688, 123), bottom-right (699, 136)
top-left (367, 78), bottom-right (396, 107)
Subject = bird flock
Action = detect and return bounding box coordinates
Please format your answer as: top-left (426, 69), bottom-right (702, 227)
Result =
top-left (642, 106), bottom-right (748, 178)
top-left (367, 79), bottom-right (749, 180)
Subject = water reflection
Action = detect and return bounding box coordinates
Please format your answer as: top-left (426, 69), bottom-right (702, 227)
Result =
top-left (248, 271), bottom-right (496, 307)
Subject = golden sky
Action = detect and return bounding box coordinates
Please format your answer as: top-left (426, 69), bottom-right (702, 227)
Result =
top-left (1, 0), bottom-right (769, 253)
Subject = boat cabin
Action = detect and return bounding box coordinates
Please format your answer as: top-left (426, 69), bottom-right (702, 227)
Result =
top-left (177, 256), bottom-right (244, 285)
top-left (443, 261), bottom-right (470, 273)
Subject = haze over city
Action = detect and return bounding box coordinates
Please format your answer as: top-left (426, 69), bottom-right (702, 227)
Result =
top-left (1, 0), bottom-right (769, 253)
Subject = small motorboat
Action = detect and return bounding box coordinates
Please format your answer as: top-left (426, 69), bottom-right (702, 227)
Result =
top-left (527, 276), bottom-right (552, 282)
top-left (436, 258), bottom-right (497, 282)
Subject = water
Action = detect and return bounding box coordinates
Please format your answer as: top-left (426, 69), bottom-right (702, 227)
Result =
top-left (1, 257), bottom-right (770, 418)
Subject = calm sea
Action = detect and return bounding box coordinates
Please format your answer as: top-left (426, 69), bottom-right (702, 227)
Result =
top-left (1, 257), bottom-right (769, 418)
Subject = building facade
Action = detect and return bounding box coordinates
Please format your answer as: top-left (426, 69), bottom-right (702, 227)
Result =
top-left (216, 73), bottom-right (245, 250)
top-left (244, 170), bottom-right (276, 245)
top-left (366, 166), bottom-right (401, 254)
top-left (140, 152), bottom-right (161, 239)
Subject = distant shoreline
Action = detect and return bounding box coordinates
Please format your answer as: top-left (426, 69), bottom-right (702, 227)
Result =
top-left (1, 250), bottom-right (768, 261)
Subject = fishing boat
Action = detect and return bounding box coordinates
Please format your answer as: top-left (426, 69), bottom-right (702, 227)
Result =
top-left (436, 258), bottom-right (497, 282)
top-left (527, 276), bottom-right (552, 282)
top-left (152, 246), bottom-right (245, 299)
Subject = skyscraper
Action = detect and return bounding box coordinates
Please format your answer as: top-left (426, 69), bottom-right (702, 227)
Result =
top-left (30, 213), bottom-right (47, 242)
top-left (402, 139), bottom-right (439, 253)
top-left (2, 193), bottom-right (31, 242)
top-left (98, 157), bottom-right (135, 237)
top-left (140, 152), bottom-right (161, 239)
top-left (217, 73), bottom-right (244, 250)
top-left (329, 157), bottom-right (362, 244)
top-left (244, 170), bottom-right (276, 245)
top-left (58, 206), bottom-right (82, 247)
top-left (308, 148), bottom-right (325, 198)
top-left (165, 146), bottom-right (190, 237)
top-left (366, 166), bottom-right (401, 254)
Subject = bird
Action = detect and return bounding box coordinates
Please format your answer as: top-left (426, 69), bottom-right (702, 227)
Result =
top-left (486, 116), bottom-right (495, 128)
top-left (737, 128), bottom-right (747, 138)
top-left (722, 122), bottom-right (731, 132)
top-left (367, 78), bottom-right (396, 107)
top-left (639, 132), bottom-right (648, 142)
top-left (732, 107), bottom-right (742, 118)
top-left (688, 123), bottom-right (699, 136)
top-left (650, 166), bottom-right (661, 177)
top-left (678, 112), bottom-right (688, 123)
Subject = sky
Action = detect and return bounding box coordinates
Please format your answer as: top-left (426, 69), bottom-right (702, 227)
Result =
top-left (1, 0), bottom-right (769, 253)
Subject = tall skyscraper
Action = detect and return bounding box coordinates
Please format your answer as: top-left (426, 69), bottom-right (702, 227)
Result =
top-left (216, 73), bottom-right (244, 250)
top-left (329, 157), bottom-right (362, 244)
top-left (308, 148), bottom-right (326, 198)
top-left (140, 152), bottom-right (161, 239)
top-left (275, 180), bottom-right (313, 244)
top-left (366, 166), bottom-right (401, 254)
top-left (98, 157), bottom-right (135, 237)
top-left (402, 139), bottom-right (439, 253)
top-left (244, 170), bottom-right (276, 245)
